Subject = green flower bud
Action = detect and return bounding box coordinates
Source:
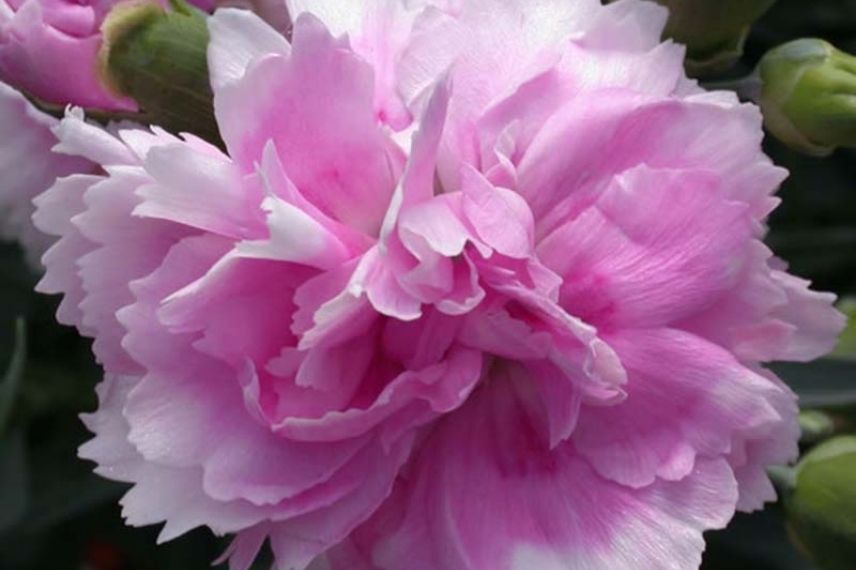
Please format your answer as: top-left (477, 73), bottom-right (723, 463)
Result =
top-left (786, 436), bottom-right (856, 570)
top-left (759, 39), bottom-right (856, 156)
top-left (654, 0), bottom-right (777, 75)
top-left (831, 298), bottom-right (856, 360)
top-left (98, 0), bottom-right (221, 145)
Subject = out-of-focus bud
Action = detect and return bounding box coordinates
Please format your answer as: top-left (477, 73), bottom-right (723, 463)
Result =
top-left (786, 436), bottom-right (856, 570)
top-left (654, 0), bottom-right (777, 75)
top-left (99, 0), bottom-right (220, 144)
top-left (0, 0), bottom-right (136, 110)
top-left (0, 0), bottom-right (215, 111)
top-left (831, 298), bottom-right (856, 359)
top-left (758, 39), bottom-right (856, 156)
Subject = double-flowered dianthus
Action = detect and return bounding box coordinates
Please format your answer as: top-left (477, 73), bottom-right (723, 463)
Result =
top-left (32, 1), bottom-right (844, 569)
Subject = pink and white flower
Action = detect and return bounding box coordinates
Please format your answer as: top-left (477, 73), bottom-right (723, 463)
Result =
top-left (34, 1), bottom-right (844, 569)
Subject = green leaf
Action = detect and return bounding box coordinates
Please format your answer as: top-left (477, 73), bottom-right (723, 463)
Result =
top-left (0, 319), bottom-right (26, 436)
top-left (0, 430), bottom-right (29, 533)
top-left (7, 417), bottom-right (124, 536)
top-left (786, 436), bottom-right (856, 570)
top-left (772, 359), bottom-right (856, 410)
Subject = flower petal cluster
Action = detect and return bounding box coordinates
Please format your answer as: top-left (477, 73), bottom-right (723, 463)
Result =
top-left (34, 1), bottom-right (844, 570)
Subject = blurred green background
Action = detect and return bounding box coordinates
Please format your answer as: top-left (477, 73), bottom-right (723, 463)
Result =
top-left (1, 0), bottom-right (856, 568)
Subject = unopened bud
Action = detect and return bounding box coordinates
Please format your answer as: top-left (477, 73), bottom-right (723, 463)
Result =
top-left (98, 0), bottom-right (221, 145)
top-left (786, 436), bottom-right (856, 570)
top-left (759, 39), bottom-right (856, 156)
top-left (655, 0), bottom-right (777, 75)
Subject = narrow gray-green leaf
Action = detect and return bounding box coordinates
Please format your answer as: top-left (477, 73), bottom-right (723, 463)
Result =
top-left (0, 319), bottom-right (26, 435)
top-left (0, 430), bottom-right (28, 533)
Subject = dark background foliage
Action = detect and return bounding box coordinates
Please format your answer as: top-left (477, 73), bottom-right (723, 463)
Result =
top-left (0, 0), bottom-right (854, 568)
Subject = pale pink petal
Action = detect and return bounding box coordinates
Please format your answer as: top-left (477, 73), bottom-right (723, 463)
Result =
top-left (117, 237), bottom-right (376, 505)
top-left (460, 166), bottom-right (533, 259)
top-left (406, 0), bottom-right (602, 187)
top-left (347, 375), bottom-right (737, 570)
top-left (284, 0), bottom-right (364, 36)
top-left (257, 141), bottom-right (372, 255)
top-left (0, 82), bottom-right (91, 265)
top-left (352, 245), bottom-right (425, 321)
top-left (580, 0), bottom-right (668, 51)
top-left (215, 13), bottom-right (404, 235)
top-left (766, 271), bottom-right (845, 361)
top-left (235, 194), bottom-right (351, 270)
top-left (728, 369), bottom-right (799, 512)
top-left (292, 259), bottom-right (378, 350)
top-left (680, 244), bottom-right (846, 362)
top-left (52, 108), bottom-right (139, 166)
top-left (134, 143), bottom-right (266, 239)
top-left (379, 76), bottom-right (450, 239)
top-left (272, 345), bottom-right (482, 444)
top-left (81, 374), bottom-right (412, 558)
top-left (207, 7), bottom-right (290, 91)
top-left (537, 166), bottom-right (752, 329)
top-left (518, 94), bottom-right (782, 234)
top-left (33, 174), bottom-right (97, 329)
top-left (573, 328), bottom-right (789, 488)
top-left (158, 254), bottom-right (312, 366)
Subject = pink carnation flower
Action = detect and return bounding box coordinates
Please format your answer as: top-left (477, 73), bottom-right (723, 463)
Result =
top-left (34, 1), bottom-right (844, 569)
top-left (0, 0), bottom-right (214, 110)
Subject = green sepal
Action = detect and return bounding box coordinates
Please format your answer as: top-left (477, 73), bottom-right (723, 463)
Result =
top-left (759, 39), bottom-right (856, 156)
top-left (785, 436), bottom-right (856, 570)
top-left (653, 0), bottom-right (777, 75)
top-left (98, 0), bottom-right (222, 146)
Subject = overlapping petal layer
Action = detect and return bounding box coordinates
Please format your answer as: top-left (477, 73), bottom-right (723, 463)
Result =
top-left (31, 2), bottom-right (845, 570)
top-left (0, 82), bottom-right (91, 266)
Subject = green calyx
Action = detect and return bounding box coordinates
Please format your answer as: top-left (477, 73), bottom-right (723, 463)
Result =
top-left (759, 39), bottom-right (856, 156)
top-left (654, 0), bottom-right (777, 75)
top-left (98, 0), bottom-right (221, 145)
top-left (786, 436), bottom-right (856, 570)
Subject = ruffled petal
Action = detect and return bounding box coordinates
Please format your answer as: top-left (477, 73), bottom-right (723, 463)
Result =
top-left (0, 82), bottom-right (91, 265)
top-left (573, 328), bottom-right (791, 489)
top-left (340, 374), bottom-right (738, 570)
top-left (537, 166), bottom-right (753, 329)
top-left (214, 13), bottom-right (404, 235)
top-left (207, 7), bottom-right (290, 91)
top-left (518, 94), bottom-right (782, 234)
top-left (680, 243), bottom-right (846, 362)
